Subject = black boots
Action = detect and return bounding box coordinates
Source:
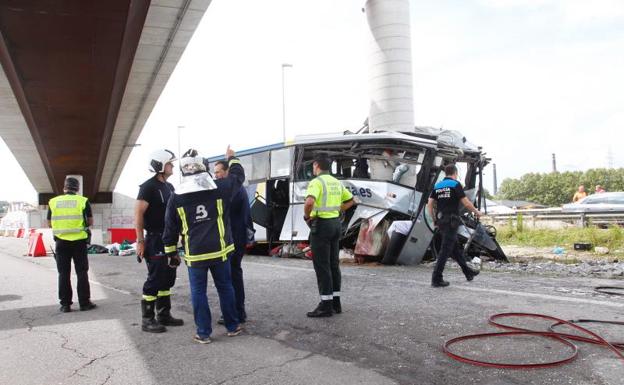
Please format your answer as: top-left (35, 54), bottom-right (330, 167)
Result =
top-left (307, 300), bottom-right (333, 318)
top-left (141, 300), bottom-right (166, 333)
top-left (80, 302), bottom-right (97, 311)
top-left (156, 296), bottom-right (184, 326)
top-left (465, 269), bottom-right (480, 281)
top-left (332, 297), bottom-right (342, 314)
top-left (431, 278), bottom-right (450, 287)
top-left (307, 298), bottom-right (342, 316)
top-left (431, 270), bottom-right (478, 286)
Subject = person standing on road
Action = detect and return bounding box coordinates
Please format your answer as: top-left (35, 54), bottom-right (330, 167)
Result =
top-left (135, 149), bottom-right (184, 333)
top-left (47, 177), bottom-right (96, 313)
top-left (303, 153), bottom-right (355, 318)
top-left (163, 147), bottom-right (245, 344)
top-left (572, 185), bottom-right (587, 202)
top-left (427, 164), bottom-right (481, 287)
top-left (214, 160), bottom-right (254, 324)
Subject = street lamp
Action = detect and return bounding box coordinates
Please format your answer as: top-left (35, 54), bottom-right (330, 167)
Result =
top-left (177, 125), bottom-right (184, 183)
top-left (281, 63), bottom-right (293, 142)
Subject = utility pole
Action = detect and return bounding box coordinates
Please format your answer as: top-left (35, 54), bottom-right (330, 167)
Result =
top-left (177, 125), bottom-right (184, 183)
top-left (281, 63), bottom-right (293, 142)
top-left (492, 163), bottom-right (498, 195)
top-left (607, 147), bottom-right (614, 169)
top-left (552, 153), bottom-right (557, 173)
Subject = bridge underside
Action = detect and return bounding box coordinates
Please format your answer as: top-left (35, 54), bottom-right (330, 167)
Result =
top-left (0, 0), bottom-right (211, 204)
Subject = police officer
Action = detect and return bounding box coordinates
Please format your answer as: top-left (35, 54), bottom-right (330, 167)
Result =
top-left (47, 177), bottom-right (96, 312)
top-left (214, 160), bottom-right (254, 324)
top-left (303, 153), bottom-right (355, 317)
top-left (427, 164), bottom-right (481, 287)
top-left (163, 147), bottom-right (244, 344)
top-left (135, 149), bottom-right (183, 333)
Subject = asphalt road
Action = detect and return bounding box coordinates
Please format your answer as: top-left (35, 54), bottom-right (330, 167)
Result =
top-left (1, 237), bottom-right (623, 385)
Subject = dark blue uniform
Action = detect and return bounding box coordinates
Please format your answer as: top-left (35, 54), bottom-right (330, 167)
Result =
top-left (162, 158), bottom-right (245, 337)
top-left (137, 177), bottom-right (176, 301)
top-left (229, 186), bottom-right (253, 322)
top-left (430, 177), bottom-right (475, 284)
top-left (162, 159), bottom-right (244, 265)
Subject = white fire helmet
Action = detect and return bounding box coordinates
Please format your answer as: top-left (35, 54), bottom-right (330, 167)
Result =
top-left (148, 149), bottom-right (176, 173)
top-left (176, 148), bottom-right (217, 194)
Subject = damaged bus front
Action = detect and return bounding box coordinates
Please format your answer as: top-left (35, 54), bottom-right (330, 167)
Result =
top-left (208, 128), bottom-right (507, 264)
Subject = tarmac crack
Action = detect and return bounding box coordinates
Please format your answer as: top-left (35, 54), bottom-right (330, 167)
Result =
top-left (69, 348), bottom-right (129, 380)
top-left (98, 366), bottom-right (115, 385)
top-left (11, 312), bottom-right (99, 365)
top-left (214, 352), bottom-right (315, 385)
top-left (17, 309), bottom-right (37, 331)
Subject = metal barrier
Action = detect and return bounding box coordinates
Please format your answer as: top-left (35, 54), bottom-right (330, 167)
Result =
top-left (486, 209), bottom-right (624, 228)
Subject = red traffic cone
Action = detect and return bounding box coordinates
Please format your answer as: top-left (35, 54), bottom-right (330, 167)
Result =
top-left (27, 233), bottom-right (47, 257)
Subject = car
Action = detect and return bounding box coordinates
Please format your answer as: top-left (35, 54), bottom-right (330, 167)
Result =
top-left (562, 192), bottom-right (624, 213)
top-left (481, 199), bottom-right (516, 215)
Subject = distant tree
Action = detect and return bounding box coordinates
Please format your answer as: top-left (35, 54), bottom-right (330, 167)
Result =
top-left (498, 168), bottom-right (624, 206)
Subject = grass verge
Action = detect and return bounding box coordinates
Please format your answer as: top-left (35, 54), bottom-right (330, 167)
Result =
top-left (497, 225), bottom-right (624, 254)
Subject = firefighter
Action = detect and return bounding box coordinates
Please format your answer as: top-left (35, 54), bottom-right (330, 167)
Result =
top-left (163, 146), bottom-right (244, 344)
top-left (47, 177), bottom-right (96, 313)
top-left (427, 164), bottom-right (481, 287)
top-left (303, 153), bottom-right (355, 317)
top-left (135, 149), bottom-right (184, 333)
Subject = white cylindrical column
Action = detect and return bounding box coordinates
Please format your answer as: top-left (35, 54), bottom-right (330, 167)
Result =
top-left (365, 0), bottom-right (415, 133)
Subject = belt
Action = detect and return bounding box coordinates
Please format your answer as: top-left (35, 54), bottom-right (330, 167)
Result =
top-left (146, 231), bottom-right (163, 236)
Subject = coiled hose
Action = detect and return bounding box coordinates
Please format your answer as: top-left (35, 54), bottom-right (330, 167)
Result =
top-left (444, 313), bottom-right (624, 369)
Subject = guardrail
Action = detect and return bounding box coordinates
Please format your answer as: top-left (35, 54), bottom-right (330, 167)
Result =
top-left (486, 208), bottom-right (624, 227)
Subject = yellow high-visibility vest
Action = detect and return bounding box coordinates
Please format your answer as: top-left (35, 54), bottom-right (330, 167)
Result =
top-left (306, 173), bottom-right (353, 219)
top-left (49, 194), bottom-right (88, 241)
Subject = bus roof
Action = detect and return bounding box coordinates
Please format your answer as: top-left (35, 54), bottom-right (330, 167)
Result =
top-left (206, 131), bottom-right (438, 162)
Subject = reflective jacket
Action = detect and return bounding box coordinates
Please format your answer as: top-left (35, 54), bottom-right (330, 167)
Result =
top-left (306, 173), bottom-right (353, 219)
top-left (162, 157), bottom-right (244, 267)
top-left (49, 194), bottom-right (89, 241)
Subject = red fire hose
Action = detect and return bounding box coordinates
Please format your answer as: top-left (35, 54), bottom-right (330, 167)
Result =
top-left (444, 313), bottom-right (624, 369)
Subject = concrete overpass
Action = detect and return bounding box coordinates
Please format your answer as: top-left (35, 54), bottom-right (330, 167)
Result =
top-left (0, 0), bottom-right (212, 204)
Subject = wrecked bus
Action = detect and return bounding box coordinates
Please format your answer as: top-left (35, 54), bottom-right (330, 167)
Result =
top-left (207, 127), bottom-right (507, 264)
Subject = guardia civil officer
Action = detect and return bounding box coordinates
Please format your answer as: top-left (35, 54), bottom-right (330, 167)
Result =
top-left (135, 149), bottom-right (184, 333)
top-left (163, 147), bottom-right (244, 344)
top-left (427, 164), bottom-right (481, 287)
top-left (303, 153), bottom-right (355, 317)
top-left (47, 177), bottom-right (96, 312)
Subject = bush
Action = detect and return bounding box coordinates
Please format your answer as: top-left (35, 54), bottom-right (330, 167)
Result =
top-left (498, 168), bottom-right (624, 206)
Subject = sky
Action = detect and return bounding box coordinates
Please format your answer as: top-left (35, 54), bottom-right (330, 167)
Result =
top-left (1, 0), bottom-right (623, 202)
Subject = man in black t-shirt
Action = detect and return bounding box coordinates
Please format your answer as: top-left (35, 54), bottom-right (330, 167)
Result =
top-left (427, 164), bottom-right (481, 287)
top-left (134, 149), bottom-right (184, 333)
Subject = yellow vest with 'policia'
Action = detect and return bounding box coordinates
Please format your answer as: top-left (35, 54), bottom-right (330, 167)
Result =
top-left (49, 194), bottom-right (88, 241)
